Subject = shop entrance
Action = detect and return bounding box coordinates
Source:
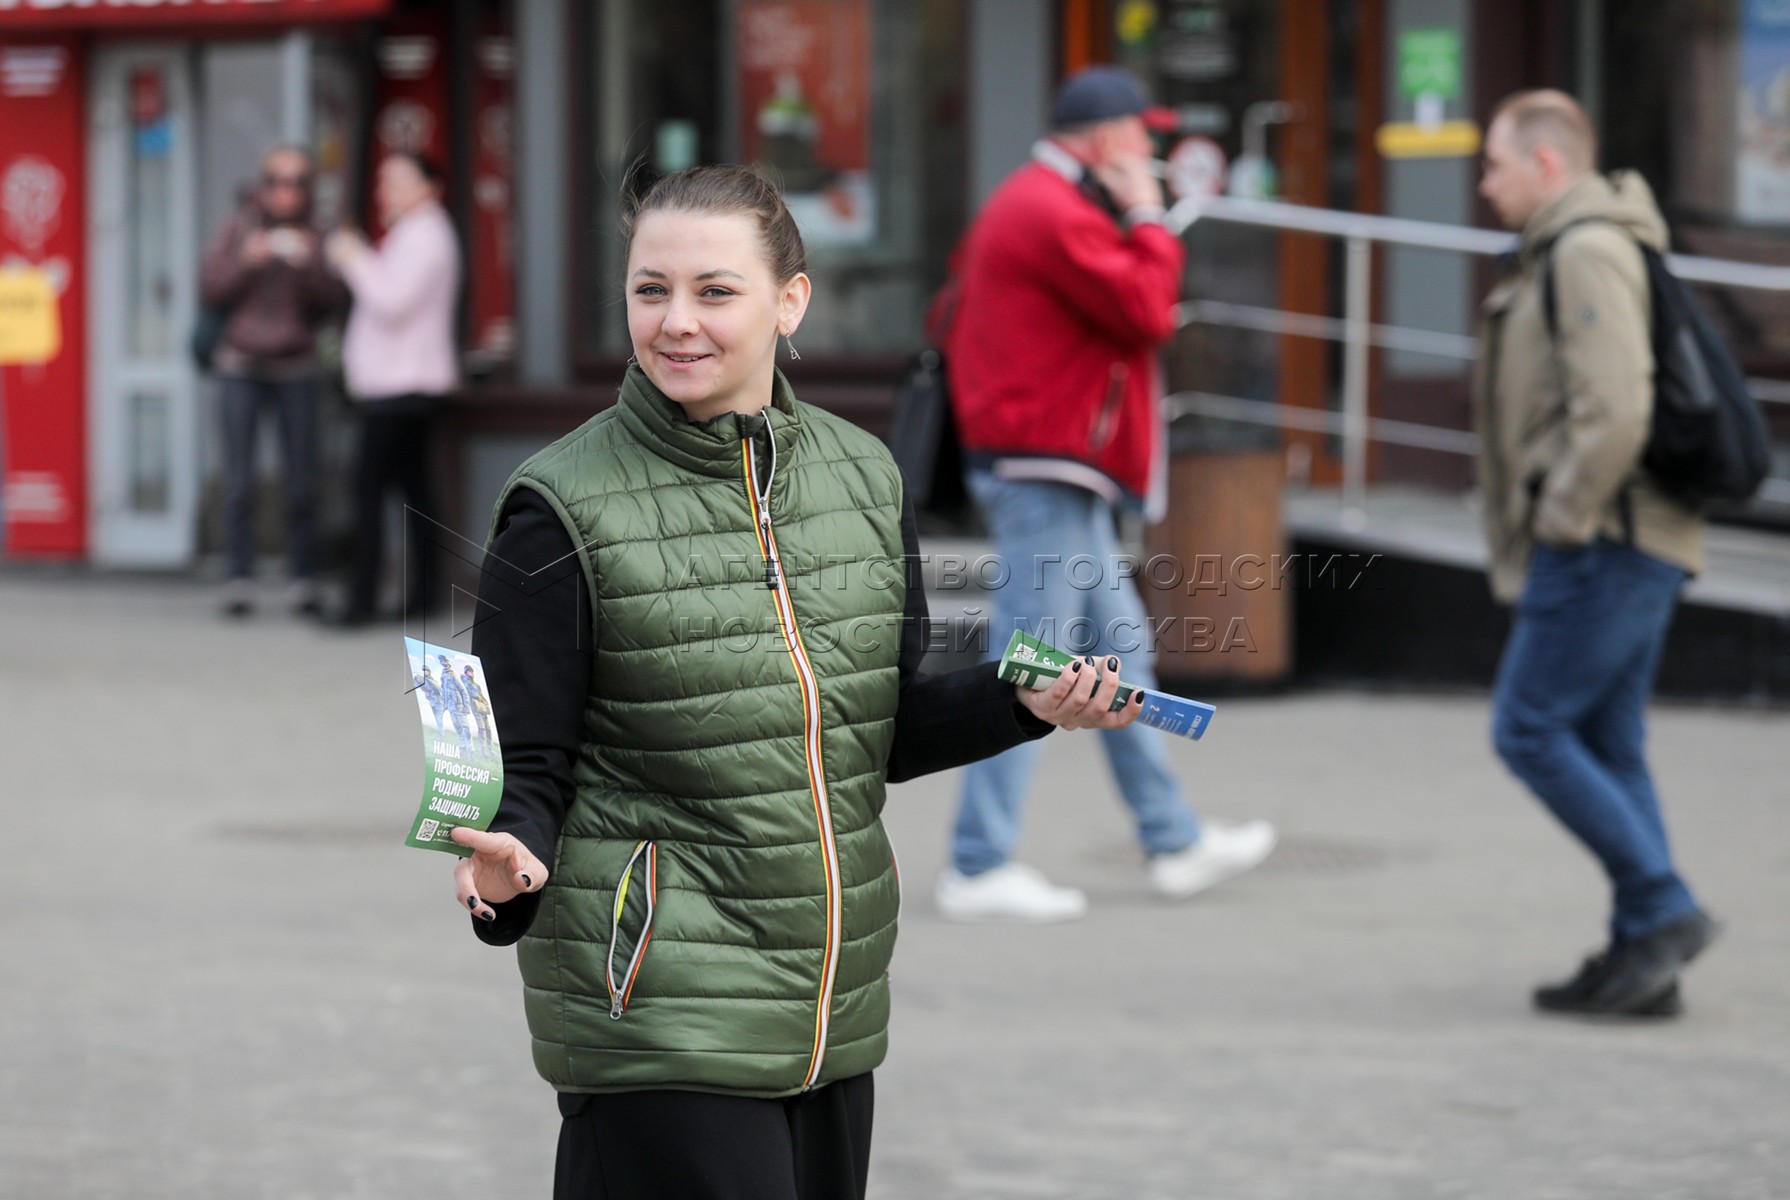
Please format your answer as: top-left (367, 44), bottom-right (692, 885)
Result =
top-left (88, 43), bottom-right (200, 566)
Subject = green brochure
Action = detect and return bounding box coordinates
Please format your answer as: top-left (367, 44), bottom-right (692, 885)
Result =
top-left (996, 629), bottom-right (1217, 741)
top-left (403, 638), bottom-right (504, 856)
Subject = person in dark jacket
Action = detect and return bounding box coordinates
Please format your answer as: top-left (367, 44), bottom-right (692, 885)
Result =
top-left (444, 165), bottom-right (1146, 1200)
top-left (199, 145), bottom-right (348, 619)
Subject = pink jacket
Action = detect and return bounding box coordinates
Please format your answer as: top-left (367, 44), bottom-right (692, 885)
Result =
top-left (340, 200), bottom-right (461, 400)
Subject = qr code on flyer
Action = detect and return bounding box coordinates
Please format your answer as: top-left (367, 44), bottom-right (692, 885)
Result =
top-left (417, 819), bottom-right (440, 840)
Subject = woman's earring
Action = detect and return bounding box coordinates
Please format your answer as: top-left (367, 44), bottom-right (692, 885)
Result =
top-left (626, 354), bottom-right (638, 367)
top-left (784, 333), bottom-right (801, 362)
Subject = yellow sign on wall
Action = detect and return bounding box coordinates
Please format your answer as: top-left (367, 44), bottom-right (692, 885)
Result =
top-left (1376, 120), bottom-right (1483, 160)
top-left (0, 268), bottom-right (60, 365)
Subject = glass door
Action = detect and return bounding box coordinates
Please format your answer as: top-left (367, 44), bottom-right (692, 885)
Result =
top-left (88, 43), bottom-right (199, 566)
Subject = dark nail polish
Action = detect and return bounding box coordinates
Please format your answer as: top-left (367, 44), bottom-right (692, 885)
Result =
top-left (1071, 660), bottom-right (1082, 673)
top-left (1133, 690), bottom-right (1144, 705)
top-left (1107, 657), bottom-right (1119, 672)
top-left (466, 896), bottom-right (478, 911)
top-left (478, 910), bottom-right (496, 922)
top-left (520, 873), bottom-right (532, 888)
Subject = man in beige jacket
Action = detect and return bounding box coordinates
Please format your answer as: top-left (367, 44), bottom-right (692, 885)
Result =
top-left (1474, 90), bottom-right (1717, 1018)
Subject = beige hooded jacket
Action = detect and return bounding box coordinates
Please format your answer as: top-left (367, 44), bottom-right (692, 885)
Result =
top-left (1472, 171), bottom-right (1703, 603)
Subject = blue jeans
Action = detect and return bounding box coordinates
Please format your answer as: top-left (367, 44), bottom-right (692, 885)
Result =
top-left (1491, 539), bottom-right (1699, 943)
top-left (950, 473), bottom-right (1201, 876)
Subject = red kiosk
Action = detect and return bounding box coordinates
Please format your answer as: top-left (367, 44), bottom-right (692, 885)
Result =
top-left (0, 0), bottom-right (512, 565)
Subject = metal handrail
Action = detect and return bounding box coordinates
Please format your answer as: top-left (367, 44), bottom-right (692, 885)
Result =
top-left (1171, 195), bottom-right (1512, 254)
top-left (1177, 299), bottom-right (1480, 361)
top-left (1166, 388), bottom-right (1790, 508)
top-left (1178, 298), bottom-right (1790, 398)
top-left (1165, 195), bottom-right (1790, 514)
top-left (1167, 390), bottom-right (1480, 455)
top-left (1169, 194), bottom-right (1790, 291)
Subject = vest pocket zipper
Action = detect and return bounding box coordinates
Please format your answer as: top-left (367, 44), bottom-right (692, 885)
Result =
top-left (605, 840), bottom-right (658, 1019)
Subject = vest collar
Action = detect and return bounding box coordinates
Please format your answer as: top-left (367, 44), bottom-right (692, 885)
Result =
top-left (617, 364), bottom-right (804, 479)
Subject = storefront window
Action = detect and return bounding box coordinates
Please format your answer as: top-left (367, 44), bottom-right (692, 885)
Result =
top-left (575, 0), bottom-right (966, 361)
top-left (360, 0), bottom-right (515, 367)
top-left (1117, 0), bottom-right (1288, 442)
top-left (1606, 0), bottom-right (1790, 358)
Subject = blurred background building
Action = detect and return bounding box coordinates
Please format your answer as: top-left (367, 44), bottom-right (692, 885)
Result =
top-left (1, 0), bottom-right (1786, 688)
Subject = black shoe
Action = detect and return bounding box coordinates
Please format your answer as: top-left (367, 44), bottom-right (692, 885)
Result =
top-left (1533, 951), bottom-right (1615, 1010)
top-left (1594, 909), bottom-right (1722, 1008)
top-left (1636, 908), bottom-right (1722, 968)
top-left (1535, 910), bottom-right (1720, 1017)
top-left (1632, 981), bottom-right (1684, 1019)
top-left (220, 580), bottom-right (255, 619)
top-left (1535, 953), bottom-right (1684, 1018)
top-left (290, 584), bottom-right (324, 619)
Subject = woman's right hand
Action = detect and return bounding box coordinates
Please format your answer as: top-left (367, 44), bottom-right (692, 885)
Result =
top-left (1015, 654), bottom-right (1144, 731)
top-left (450, 827), bottom-right (548, 921)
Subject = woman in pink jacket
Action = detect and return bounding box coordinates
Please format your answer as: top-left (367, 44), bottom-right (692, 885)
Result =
top-left (325, 152), bottom-right (462, 626)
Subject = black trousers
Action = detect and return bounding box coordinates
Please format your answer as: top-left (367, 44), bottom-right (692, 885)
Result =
top-left (218, 373), bottom-right (319, 581)
top-left (346, 392), bottom-right (441, 617)
top-left (553, 1073), bottom-right (873, 1200)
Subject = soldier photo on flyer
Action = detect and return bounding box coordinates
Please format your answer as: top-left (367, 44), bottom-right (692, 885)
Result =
top-left (403, 637), bottom-right (504, 855)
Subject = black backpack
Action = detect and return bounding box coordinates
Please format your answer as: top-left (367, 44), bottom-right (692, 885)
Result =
top-left (1542, 219), bottom-right (1770, 505)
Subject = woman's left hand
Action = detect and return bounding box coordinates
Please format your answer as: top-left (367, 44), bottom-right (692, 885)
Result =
top-left (1016, 654), bottom-right (1144, 731)
top-left (450, 827), bottom-right (549, 921)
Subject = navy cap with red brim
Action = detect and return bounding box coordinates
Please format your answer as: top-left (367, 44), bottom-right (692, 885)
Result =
top-left (1052, 66), bottom-right (1179, 133)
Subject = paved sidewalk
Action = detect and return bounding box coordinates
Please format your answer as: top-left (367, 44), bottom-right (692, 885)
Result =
top-left (2, 572), bottom-right (1786, 1199)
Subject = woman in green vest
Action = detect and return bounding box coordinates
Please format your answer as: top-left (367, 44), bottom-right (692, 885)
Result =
top-left (443, 165), bottom-right (1144, 1199)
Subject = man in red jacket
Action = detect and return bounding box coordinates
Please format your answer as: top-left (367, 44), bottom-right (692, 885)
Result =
top-left (937, 67), bottom-right (1276, 922)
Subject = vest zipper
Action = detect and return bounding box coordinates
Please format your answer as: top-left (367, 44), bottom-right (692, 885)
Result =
top-left (742, 426), bottom-right (842, 1091)
top-left (605, 840), bottom-right (658, 1019)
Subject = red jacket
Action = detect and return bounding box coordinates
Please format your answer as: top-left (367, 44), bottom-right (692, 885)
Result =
top-left (945, 158), bottom-right (1185, 508)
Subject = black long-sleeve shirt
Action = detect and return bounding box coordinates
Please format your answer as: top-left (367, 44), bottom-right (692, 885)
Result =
top-left (468, 486), bottom-right (1050, 944)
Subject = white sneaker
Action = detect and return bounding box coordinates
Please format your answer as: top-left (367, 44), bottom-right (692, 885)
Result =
top-left (1148, 819), bottom-right (1277, 899)
top-left (935, 863), bottom-right (1089, 924)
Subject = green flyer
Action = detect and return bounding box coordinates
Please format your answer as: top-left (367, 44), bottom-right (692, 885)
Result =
top-left (402, 638), bottom-right (504, 856)
top-left (996, 630), bottom-right (1217, 741)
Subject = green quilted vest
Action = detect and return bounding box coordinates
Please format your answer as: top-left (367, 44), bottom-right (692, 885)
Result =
top-left (494, 366), bottom-right (908, 1097)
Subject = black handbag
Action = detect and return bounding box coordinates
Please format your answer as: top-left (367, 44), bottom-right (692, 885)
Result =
top-left (886, 253), bottom-right (971, 520)
top-left (885, 346), bottom-right (969, 519)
